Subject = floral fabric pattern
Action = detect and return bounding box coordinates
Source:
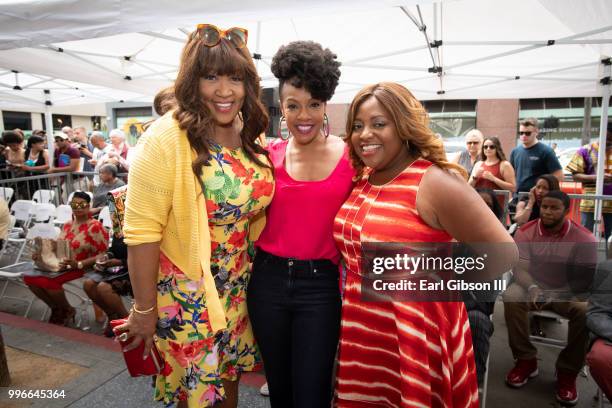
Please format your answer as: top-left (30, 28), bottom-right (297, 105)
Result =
top-left (154, 142), bottom-right (273, 407)
top-left (61, 218), bottom-right (109, 263)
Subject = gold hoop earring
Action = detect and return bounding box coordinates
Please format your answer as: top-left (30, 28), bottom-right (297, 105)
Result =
top-left (278, 116), bottom-right (289, 140)
top-left (323, 113), bottom-right (330, 138)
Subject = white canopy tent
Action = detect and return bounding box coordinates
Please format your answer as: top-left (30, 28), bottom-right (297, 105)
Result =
top-left (0, 0), bottom-right (610, 235)
top-left (0, 0), bottom-right (610, 104)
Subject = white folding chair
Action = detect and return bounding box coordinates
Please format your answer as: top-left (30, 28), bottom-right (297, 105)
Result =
top-left (0, 263), bottom-right (38, 317)
top-left (98, 206), bottom-right (112, 230)
top-left (30, 202), bottom-right (56, 224)
top-left (32, 189), bottom-right (55, 204)
top-left (0, 187), bottom-right (14, 203)
top-left (7, 200), bottom-right (35, 259)
top-left (10, 199), bottom-right (34, 227)
top-left (53, 204), bottom-right (73, 226)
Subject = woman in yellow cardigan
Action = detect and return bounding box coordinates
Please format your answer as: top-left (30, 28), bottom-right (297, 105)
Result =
top-left (117, 25), bottom-right (274, 408)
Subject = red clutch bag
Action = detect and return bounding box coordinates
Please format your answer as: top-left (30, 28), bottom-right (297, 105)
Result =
top-left (110, 318), bottom-right (165, 377)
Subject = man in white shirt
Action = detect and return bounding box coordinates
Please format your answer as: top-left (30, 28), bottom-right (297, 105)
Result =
top-left (89, 132), bottom-right (112, 186)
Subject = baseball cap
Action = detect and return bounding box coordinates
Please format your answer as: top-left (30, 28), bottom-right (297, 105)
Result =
top-left (54, 132), bottom-right (69, 140)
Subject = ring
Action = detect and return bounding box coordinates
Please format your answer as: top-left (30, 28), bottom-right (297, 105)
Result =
top-left (66, 265), bottom-right (72, 269)
top-left (118, 332), bottom-right (129, 342)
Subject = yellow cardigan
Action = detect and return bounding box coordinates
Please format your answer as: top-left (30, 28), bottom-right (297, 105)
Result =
top-left (123, 112), bottom-right (266, 332)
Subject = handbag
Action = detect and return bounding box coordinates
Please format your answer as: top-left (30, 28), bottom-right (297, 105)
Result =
top-left (32, 238), bottom-right (72, 273)
top-left (110, 318), bottom-right (164, 377)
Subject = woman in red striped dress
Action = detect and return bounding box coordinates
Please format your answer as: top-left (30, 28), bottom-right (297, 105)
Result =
top-left (333, 82), bottom-right (517, 407)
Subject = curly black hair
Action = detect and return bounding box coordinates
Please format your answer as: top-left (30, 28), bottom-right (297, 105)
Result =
top-left (271, 41), bottom-right (341, 102)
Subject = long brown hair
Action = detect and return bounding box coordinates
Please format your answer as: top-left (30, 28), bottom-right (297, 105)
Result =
top-left (345, 82), bottom-right (467, 181)
top-left (479, 136), bottom-right (507, 162)
top-left (174, 32), bottom-right (270, 177)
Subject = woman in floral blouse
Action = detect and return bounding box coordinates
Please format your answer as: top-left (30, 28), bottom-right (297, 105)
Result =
top-left (120, 25), bottom-right (274, 407)
top-left (25, 191), bottom-right (108, 326)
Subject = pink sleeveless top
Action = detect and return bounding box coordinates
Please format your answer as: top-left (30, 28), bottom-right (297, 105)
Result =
top-left (256, 139), bottom-right (354, 264)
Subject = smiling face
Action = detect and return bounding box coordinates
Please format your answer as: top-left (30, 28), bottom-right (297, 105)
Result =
top-left (199, 73), bottom-right (245, 127)
top-left (280, 82), bottom-right (325, 145)
top-left (350, 96), bottom-right (411, 182)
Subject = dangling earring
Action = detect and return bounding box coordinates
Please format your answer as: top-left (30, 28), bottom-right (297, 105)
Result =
top-left (278, 116), bottom-right (289, 140)
top-left (322, 113), bottom-right (330, 138)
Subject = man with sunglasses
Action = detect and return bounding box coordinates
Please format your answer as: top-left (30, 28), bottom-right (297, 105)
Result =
top-left (452, 128), bottom-right (483, 176)
top-left (509, 118), bottom-right (563, 207)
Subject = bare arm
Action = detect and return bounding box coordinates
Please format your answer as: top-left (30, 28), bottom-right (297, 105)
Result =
top-left (552, 169), bottom-right (564, 183)
top-left (417, 165), bottom-right (518, 281)
top-left (115, 242), bottom-right (160, 357)
top-left (28, 150), bottom-right (50, 172)
top-left (467, 161), bottom-right (481, 186)
top-left (513, 187), bottom-right (536, 225)
top-left (128, 243), bottom-right (160, 311)
top-left (492, 161), bottom-right (516, 192)
top-left (48, 157), bottom-right (79, 173)
top-left (571, 172), bottom-right (596, 183)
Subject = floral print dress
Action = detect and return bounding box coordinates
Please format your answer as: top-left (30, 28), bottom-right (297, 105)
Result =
top-left (154, 142), bottom-right (274, 407)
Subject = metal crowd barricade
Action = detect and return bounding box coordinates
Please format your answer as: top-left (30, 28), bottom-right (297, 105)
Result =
top-left (0, 171), bottom-right (129, 206)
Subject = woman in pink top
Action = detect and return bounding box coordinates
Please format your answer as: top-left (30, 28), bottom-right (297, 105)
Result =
top-left (247, 41), bottom-right (354, 408)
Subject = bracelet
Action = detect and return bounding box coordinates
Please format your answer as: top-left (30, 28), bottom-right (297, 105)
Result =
top-left (131, 304), bottom-right (157, 315)
top-left (527, 284), bottom-right (539, 292)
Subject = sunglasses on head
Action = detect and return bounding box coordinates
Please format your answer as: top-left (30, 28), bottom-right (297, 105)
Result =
top-left (70, 201), bottom-right (89, 210)
top-left (483, 144), bottom-right (496, 150)
top-left (196, 24), bottom-right (248, 49)
top-left (519, 131), bottom-right (532, 136)
top-left (466, 141), bottom-right (480, 145)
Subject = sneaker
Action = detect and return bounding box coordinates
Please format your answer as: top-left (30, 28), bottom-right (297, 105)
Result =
top-left (556, 370), bottom-right (578, 406)
top-left (506, 358), bottom-right (538, 388)
top-left (259, 382), bottom-right (269, 397)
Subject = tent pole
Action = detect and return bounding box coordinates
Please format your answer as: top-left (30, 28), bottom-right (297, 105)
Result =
top-left (255, 21), bottom-right (262, 70)
top-left (43, 90), bottom-right (54, 165)
top-left (593, 57), bottom-right (611, 240)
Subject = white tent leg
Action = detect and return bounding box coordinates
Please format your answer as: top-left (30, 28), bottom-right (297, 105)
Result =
top-left (593, 57), bottom-right (611, 240)
top-left (44, 91), bottom-right (54, 160)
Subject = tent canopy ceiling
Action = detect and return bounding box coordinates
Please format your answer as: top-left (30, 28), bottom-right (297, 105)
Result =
top-left (0, 0), bottom-right (610, 109)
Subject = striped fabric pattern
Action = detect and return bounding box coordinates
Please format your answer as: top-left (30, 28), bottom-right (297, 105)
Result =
top-left (333, 159), bottom-right (479, 408)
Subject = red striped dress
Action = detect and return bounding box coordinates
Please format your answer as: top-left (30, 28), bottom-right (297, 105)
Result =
top-left (333, 159), bottom-right (479, 408)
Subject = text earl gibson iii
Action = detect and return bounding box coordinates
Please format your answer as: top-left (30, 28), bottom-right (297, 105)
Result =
top-left (372, 278), bottom-right (507, 292)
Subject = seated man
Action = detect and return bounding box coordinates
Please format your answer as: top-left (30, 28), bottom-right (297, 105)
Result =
top-left (586, 260), bottom-right (612, 401)
top-left (503, 191), bottom-right (597, 406)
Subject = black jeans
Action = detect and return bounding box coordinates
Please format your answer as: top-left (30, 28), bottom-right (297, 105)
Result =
top-left (247, 249), bottom-right (341, 408)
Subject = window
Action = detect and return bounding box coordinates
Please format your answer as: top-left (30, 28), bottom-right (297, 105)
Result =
top-left (52, 114), bottom-right (72, 130)
top-left (115, 107), bottom-right (152, 118)
top-left (91, 116), bottom-right (102, 131)
top-left (422, 100), bottom-right (477, 139)
top-left (2, 111), bottom-right (32, 131)
top-left (519, 97), bottom-right (611, 150)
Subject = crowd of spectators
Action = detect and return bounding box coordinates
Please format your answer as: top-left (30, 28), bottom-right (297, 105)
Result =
top-left (0, 111), bottom-right (611, 404)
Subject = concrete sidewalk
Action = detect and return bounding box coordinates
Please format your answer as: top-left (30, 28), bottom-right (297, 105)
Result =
top-left (0, 268), bottom-right (608, 408)
top-left (0, 312), bottom-right (269, 408)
